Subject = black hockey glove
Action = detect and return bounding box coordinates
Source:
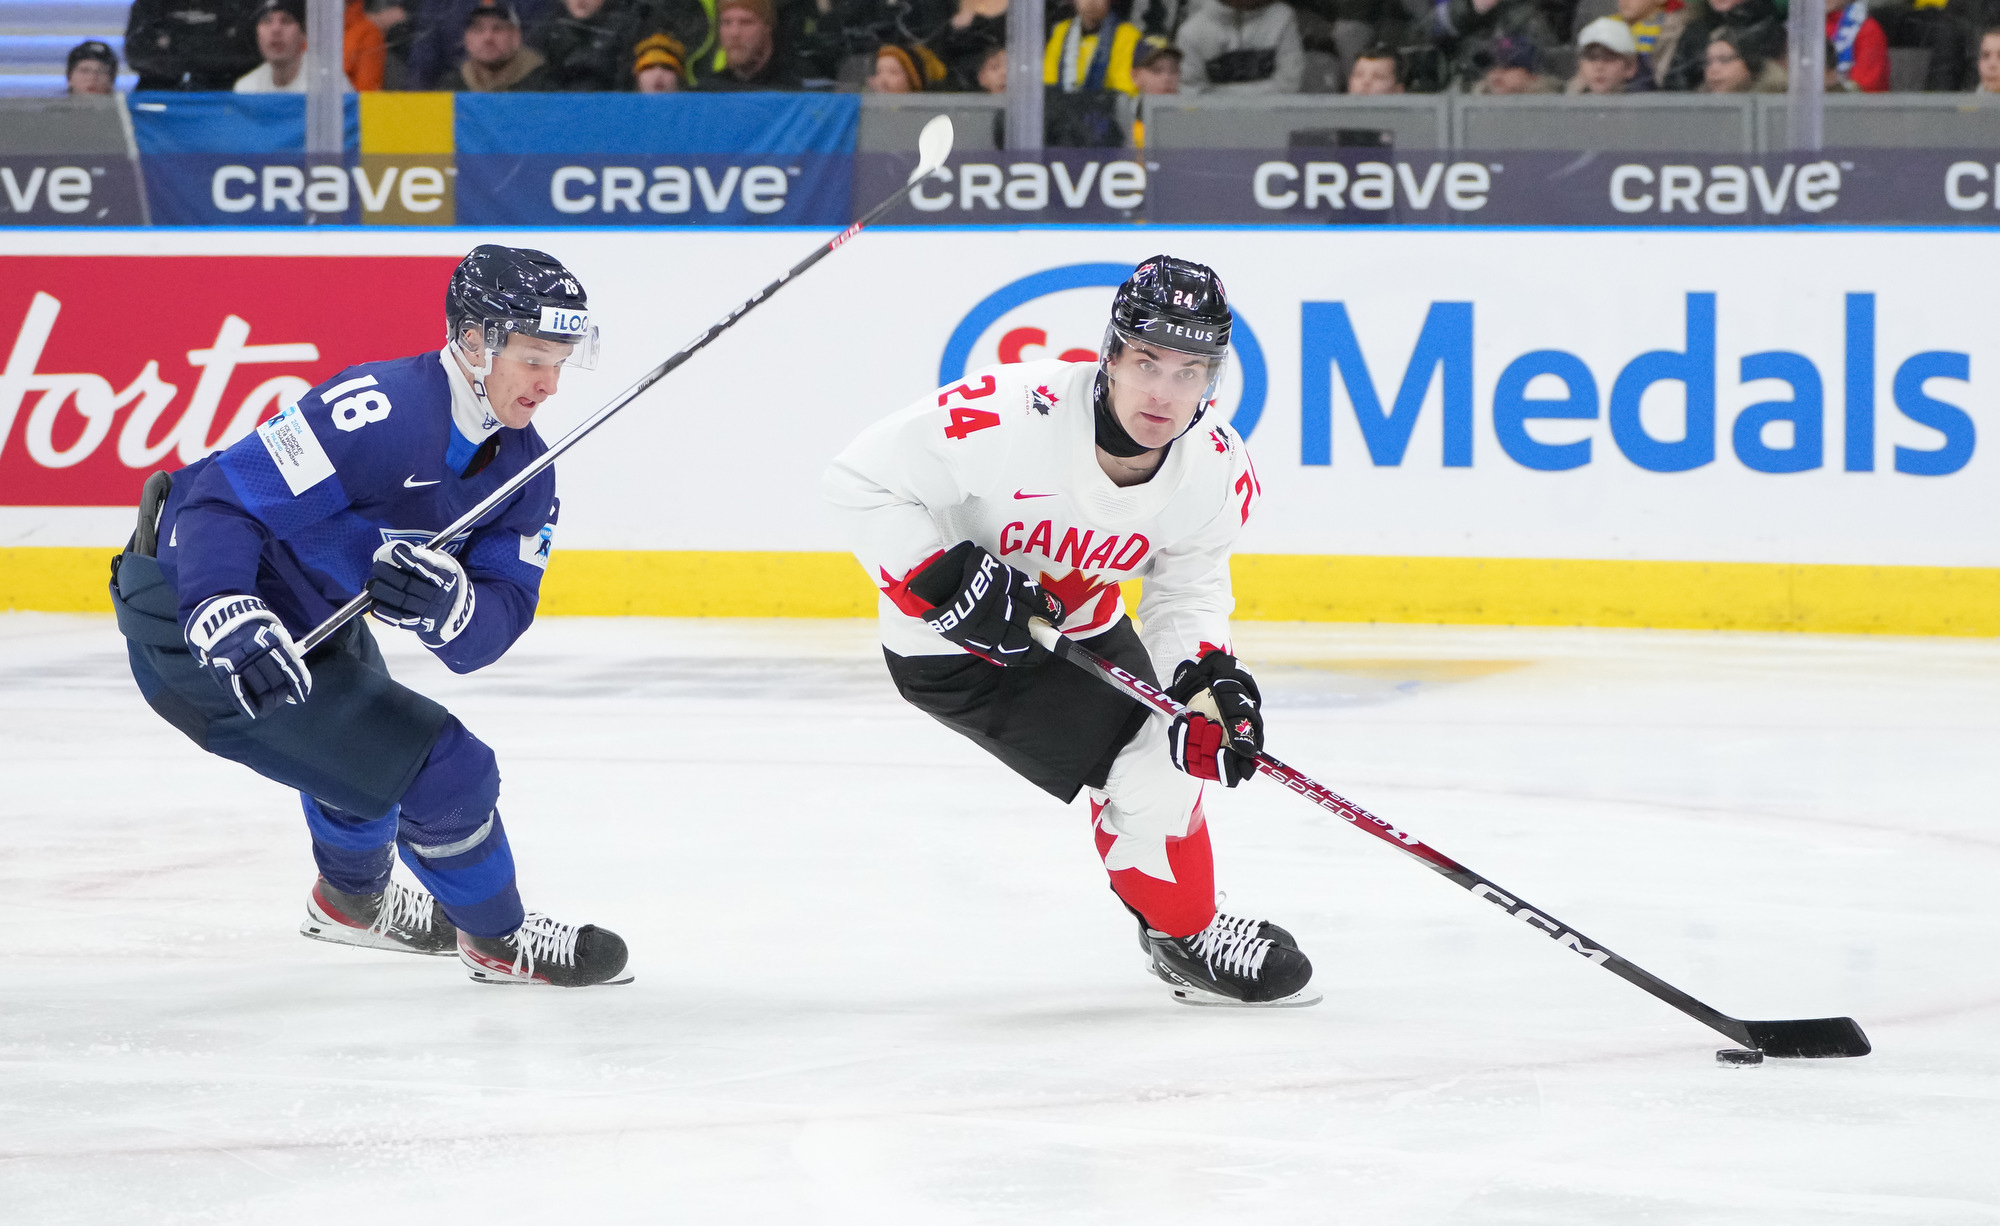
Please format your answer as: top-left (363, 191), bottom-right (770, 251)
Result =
top-left (906, 540), bottom-right (1066, 666)
top-left (184, 593), bottom-right (312, 720)
top-left (367, 540), bottom-right (476, 649)
top-left (1165, 650), bottom-right (1264, 787)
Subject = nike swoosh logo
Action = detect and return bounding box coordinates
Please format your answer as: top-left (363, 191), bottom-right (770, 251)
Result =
top-left (404, 476), bottom-right (441, 488)
top-left (1013, 490), bottom-right (1057, 499)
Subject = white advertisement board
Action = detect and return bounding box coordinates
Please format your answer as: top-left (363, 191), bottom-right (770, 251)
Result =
top-left (3, 227), bottom-right (1993, 568)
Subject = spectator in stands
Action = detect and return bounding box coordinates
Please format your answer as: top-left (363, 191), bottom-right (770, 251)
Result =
top-left (972, 42), bottom-right (1010, 90)
top-left (1475, 32), bottom-right (1558, 90)
top-left (1430, 0), bottom-right (1558, 88)
top-left (1826, 0), bottom-right (1889, 91)
top-left (867, 41), bottom-right (944, 89)
top-left (65, 40), bottom-right (119, 94)
top-left (936, 0), bottom-right (1010, 77)
top-left (1345, 40), bottom-right (1404, 91)
top-left (235, 0), bottom-right (357, 91)
top-left (407, 0), bottom-right (551, 88)
top-left (1177, 0), bottom-right (1305, 93)
top-left (125, 0), bottom-right (261, 90)
top-left (696, 0), bottom-right (804, 88)
top-left (1698, 25), bottom-right (1784, 90)
top-left (1567, 14), bottom-right (1646, 91)
top-left (1045, 0), bottom-right (1147, 94)
top-left (1133, 0), bottom-right (1192, 39)
top-left (533, 0), bottom-right (643, 89)
top-left (455, 0), bottom-right (553, 88)
top-left (1979, 24), bottom-right (2000, 91)
top-left (363, 1), bottom-right (414, 88)
top-left (1877, 0), bottom-right (1977, 92)
top-left (633, 30), bottom-right (685, 89)
top-left (1619, 0), bottom-right (1687, 89)
top-left (344, 0), bottom-right (386, 88)
top-left (1662, 0), bottom-right (1782, 91)
top-left (1133, 34), bottom-right (1183, 91)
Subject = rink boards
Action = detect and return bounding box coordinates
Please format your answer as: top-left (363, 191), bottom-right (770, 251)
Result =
top-left (2, 226), bottom-right (1997, 634)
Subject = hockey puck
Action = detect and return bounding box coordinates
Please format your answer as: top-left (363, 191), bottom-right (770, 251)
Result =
top-left (1716, 1048), bottom-right (1764, 1066)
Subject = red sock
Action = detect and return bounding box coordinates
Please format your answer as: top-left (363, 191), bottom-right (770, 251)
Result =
top-left (1092, 797), bottom-right (1217, 939)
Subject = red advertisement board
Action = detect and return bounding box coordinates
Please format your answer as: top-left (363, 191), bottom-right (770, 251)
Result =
top-left (0, 256), bottom-right (459, 506)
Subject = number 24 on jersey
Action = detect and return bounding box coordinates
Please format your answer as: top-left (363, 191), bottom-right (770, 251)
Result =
top-left (940, 375), bottom-right (1000, 441)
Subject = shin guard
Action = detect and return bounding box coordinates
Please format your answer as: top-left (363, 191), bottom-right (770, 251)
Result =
top-left (1092, 797), bottom-right (1217, 939)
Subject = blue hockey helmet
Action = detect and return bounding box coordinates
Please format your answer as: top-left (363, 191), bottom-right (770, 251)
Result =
top-left (445, 244), bottom-right (598, 372)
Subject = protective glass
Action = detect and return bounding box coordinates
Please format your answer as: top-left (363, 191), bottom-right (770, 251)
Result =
top-left (1101, 323), bottom-right (1227, 412)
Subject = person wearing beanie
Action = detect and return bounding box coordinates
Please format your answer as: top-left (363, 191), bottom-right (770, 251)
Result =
top-left (867, 42), bottom-right (946, 92)
top-left (456, 0), bottom-right (553, 90)
top-left (695, 0), bottom-right (802, 90)
top-left (65, 40), bottom-right (119, 94)
top-left (633, 30), bottom-right (685, 90)
top-left (236, 0), bottom-right (358, 91)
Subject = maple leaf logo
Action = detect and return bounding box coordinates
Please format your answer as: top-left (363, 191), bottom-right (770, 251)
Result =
top-left (1036, 567), bottom-right (1120, 625)
top-left (1030, 385), bottom-right (1060, 415)
top-left (1209, 427), bottom-right (1229, 454)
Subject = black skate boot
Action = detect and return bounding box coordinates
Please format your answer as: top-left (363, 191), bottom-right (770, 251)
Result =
top-left (1143, 913), bottom-right (1320, 1008)
top-left (300, 876), bottom-right (458, 955)
top-left (458, 912), bottom-right (632, 987)
top-left (1123, 897), bottom-right (1298, 956)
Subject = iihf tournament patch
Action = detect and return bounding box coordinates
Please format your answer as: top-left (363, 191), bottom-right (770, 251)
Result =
top-left (256, 402), bottom-right (335, 496)
top-left (520, 521), bottom-right (554, 569)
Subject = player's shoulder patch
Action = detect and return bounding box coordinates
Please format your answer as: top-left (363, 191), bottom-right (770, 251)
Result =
top-left (255, 401), bottom-right (336, 496)
top-left (1027, 381), bottom-right (1061, 417)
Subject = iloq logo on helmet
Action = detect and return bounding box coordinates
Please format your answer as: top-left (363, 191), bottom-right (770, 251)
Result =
top-left (539, 306), bottom-right (589, 336)
top-left (940, 263), bottom-right (1269, 439)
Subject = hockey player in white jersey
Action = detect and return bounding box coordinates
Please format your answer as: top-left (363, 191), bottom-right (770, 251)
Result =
top-left (825, 256), bottom-right (1316, 1006)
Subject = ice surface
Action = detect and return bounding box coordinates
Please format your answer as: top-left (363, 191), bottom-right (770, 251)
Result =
top-left (3, 613), bottom-right (1998, 1225)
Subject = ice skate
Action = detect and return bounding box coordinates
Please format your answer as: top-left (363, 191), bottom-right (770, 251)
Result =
top-left (1130, 902), bottom-right (1298, 956)
top-left (459, 912), bottom-right (632, 987)
top-left (300, 876), bottom-right (459, 956)
top-left (1143, 911), bottom-right (1321, 1008)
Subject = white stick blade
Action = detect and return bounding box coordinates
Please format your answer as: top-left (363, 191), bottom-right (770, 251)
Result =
top-left (908, 115), bottom-right (955, 185)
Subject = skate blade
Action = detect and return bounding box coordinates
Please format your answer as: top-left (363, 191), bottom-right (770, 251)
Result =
top-left (1169, 984), bottom-right (1324, 1009)
top-left (465, 970), bottom-right (636, 987)
top-left (299, 918), bottom-right (459, 957)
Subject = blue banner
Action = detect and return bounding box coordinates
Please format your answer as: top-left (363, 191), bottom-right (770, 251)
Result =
top-left (453, 153), bottom-right (850, 226)
top-left (128, 92), bottom-right (359, 154)
top-left (452, 93), bottom-right (857, 155)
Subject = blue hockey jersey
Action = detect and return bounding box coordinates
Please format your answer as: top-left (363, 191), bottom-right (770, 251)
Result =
top-left (156, 349), bottom-right (559, 675)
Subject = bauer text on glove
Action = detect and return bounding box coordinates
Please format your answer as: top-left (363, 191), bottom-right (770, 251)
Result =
top-left (1165, 649), bottom-right (1263, 787)
top-left (185, 593), bottom-right (312, 720)
top-left (368, 540), bottom-right (476, 649)
top-left (906, 540), bottom-right (1065, 665)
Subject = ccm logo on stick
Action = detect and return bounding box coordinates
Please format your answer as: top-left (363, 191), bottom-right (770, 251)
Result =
top-left (1471, 884), bottom-right (1611, 963)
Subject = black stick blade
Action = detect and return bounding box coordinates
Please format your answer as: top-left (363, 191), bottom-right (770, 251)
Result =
top-left (1744, 1017), bottom-right (1871, 1058)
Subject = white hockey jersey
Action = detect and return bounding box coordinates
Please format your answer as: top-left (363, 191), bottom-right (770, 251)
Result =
top-left (823, 358), bottom-right (1262, 675)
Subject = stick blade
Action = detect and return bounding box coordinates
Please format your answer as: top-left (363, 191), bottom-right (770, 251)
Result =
top-left (1744, 1016), bottom-right (1871, 1059)
top-left (909, 115), bottom-right (955, 184)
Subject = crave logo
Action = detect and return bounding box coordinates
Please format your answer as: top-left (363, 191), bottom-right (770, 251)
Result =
top-left (939, 263), bottom-right (1268, 439)
top-left (0, 256), bottom-right (456, 505)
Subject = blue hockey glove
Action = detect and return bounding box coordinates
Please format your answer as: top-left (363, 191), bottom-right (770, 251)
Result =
top-left (1165, 650), bottom-right (1263, 787)
top-left (906, 540), bottom-right (1065, 666)
top-left (367, 540), bottom-right (475, 649)
top-left (185, 594), bottom-right (312, 720)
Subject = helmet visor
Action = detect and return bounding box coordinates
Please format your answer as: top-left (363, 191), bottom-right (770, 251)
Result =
top-left (1103, 323), bottom-right (1227, 412)
top-left (458, 310), bottom-right (600, 371)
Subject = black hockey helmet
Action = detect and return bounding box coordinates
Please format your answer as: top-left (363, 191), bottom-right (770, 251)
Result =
top-left (1093, 255), bottom-right (1233, 456)
top-left (1106, 255), bottom-right (1232, 360)
top-left (445, 244), bottom-right (598, 371)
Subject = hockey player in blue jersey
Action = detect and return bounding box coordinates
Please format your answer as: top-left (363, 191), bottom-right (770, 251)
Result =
top-left (109, 245), bottom-right (629, 988)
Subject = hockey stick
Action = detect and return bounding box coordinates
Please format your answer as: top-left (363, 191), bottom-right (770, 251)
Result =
top-left (295, 117), bottom-right (960, 654)
top-left (1026, 621), bottom-right (1871, 1060)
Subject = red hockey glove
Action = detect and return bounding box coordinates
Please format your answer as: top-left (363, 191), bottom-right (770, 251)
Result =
top-left (906, 540), bottom-right (1066, 666)
top-left (1165, 650), bottom-right (1263, 787)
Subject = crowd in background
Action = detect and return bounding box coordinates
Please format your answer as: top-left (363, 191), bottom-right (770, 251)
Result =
top-left (58, 0), bottom-right (2000, 106)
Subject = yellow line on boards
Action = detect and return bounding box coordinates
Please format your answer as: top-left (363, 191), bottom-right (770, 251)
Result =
top-left (7, 547), bottom-right (1997, 637)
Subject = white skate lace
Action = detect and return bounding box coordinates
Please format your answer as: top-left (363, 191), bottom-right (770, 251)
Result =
top-left (1209, 912), bottom-right (1267, 941)
top-left (369, 881), bottom-right (437, 937)
top-left (1187, 916), bottom-right (1272, 979)
top-left (506, 912), bottom-right (581, 977)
